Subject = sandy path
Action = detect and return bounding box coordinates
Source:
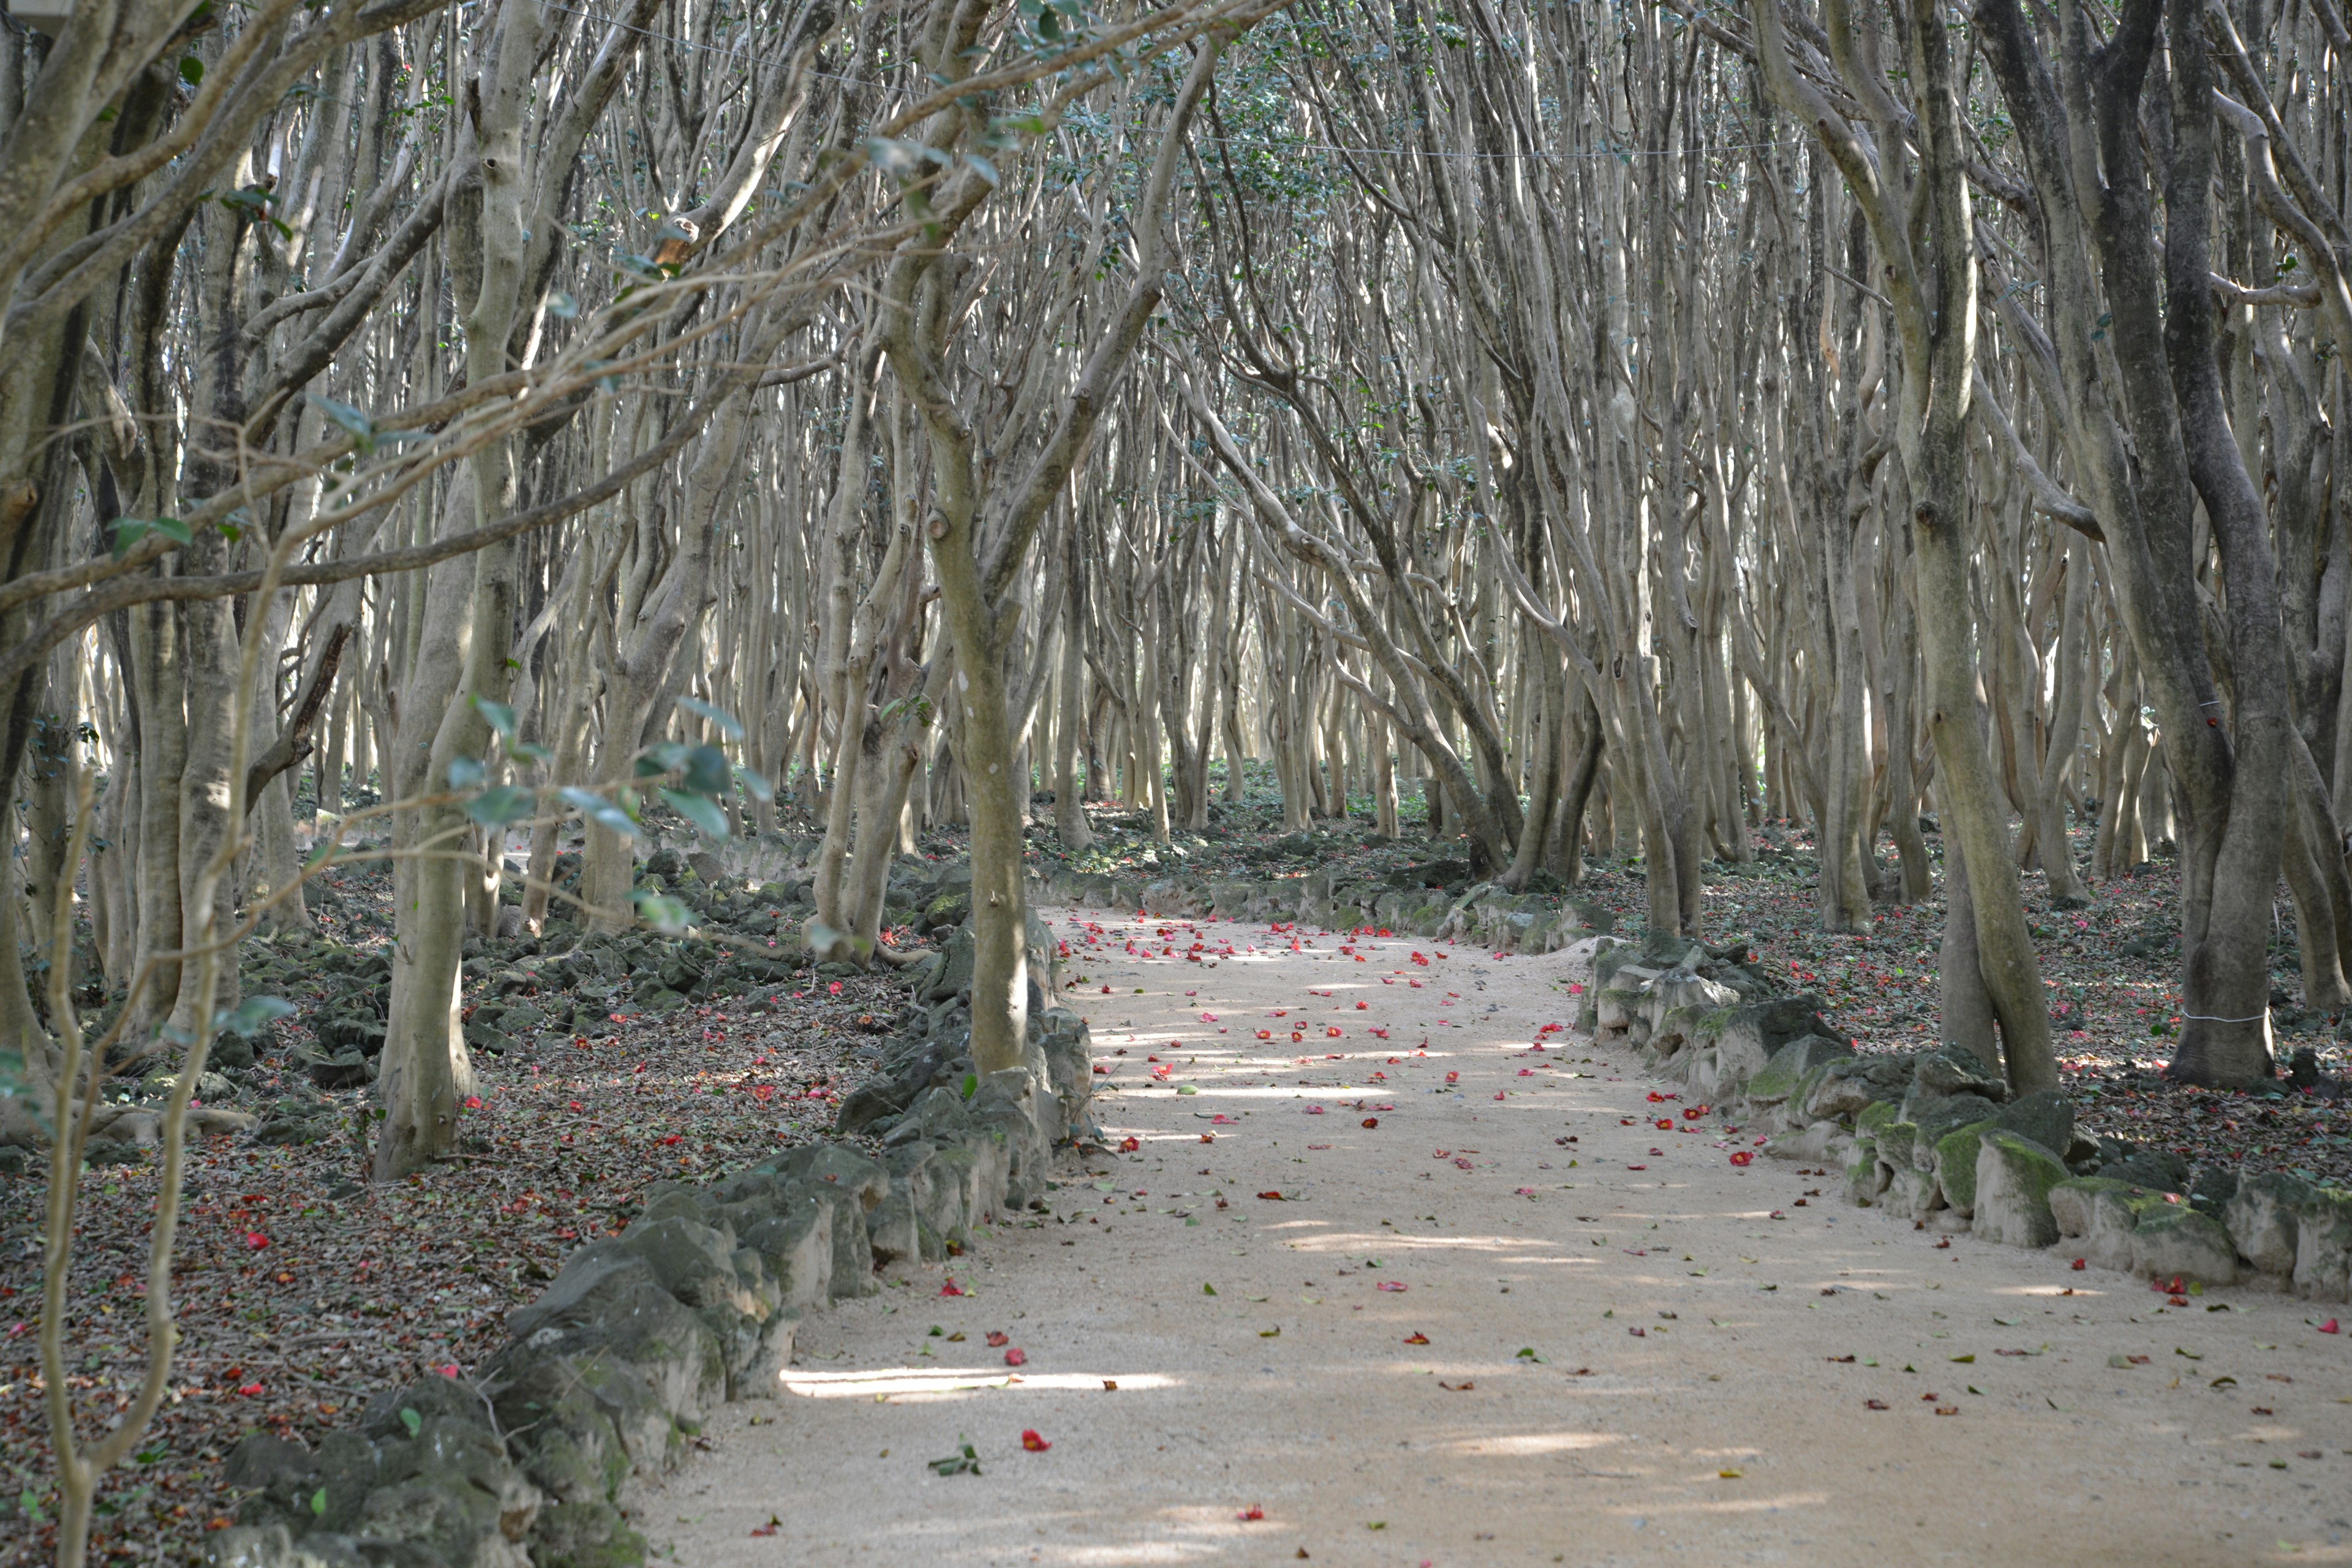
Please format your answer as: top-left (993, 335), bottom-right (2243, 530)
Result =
top-left (648, 909), bottom-right (2351, 1567)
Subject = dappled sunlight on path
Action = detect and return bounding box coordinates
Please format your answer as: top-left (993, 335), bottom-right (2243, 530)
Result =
top-left (649, 907), bottom-right (2352, 1567)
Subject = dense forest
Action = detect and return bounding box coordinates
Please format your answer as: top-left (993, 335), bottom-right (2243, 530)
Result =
top-left (6, 0), bottom-right (2351, 1558)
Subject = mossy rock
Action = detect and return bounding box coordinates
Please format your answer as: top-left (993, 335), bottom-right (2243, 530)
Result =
top-left (530, 1501), bottom-right (649, 1568)
top-left (1844, 1137), bottom-right (1885, 1207)
top-left (1745, 1035), bottom-right (1855, 1107)
top-left (1871, 1120), bottom-right (1920, 1169)
top-left (1973, 1131), bottom-right (2069, 1248)
top-left (2047, 1175), bottom-right (2146, 1238)
top-left (1690, 1005), bottom-right (1743, 1044)
top-left (2130, 1205), bottom-right (2237, 1285)
top-left (1660, 1003), bottom-right (1714, 1038)
top-left (1931, 1120), bottom-right (2000, 1213)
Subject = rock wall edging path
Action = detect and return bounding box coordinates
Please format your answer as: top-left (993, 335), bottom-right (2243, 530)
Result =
top-left (206, 896), bottom-right (1087, 1568)
top-left (1580, 930), bottom-right (2352, 1306)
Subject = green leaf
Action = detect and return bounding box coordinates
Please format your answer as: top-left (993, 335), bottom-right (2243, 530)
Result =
top-left (309, 393), bottom-right (377, 455)
top-left (180, 55), bottom-right (205, 85)
top-left (633, 889), bottom-right (692, 935)
top-left (676, 696), bottom-right (743, 739)
top-left (545, 291), bottom-right (579, 318)
top-left (464, 786), bottom-right (535, 828)
top-left (961, 1072), bottom-right (978, 1100)
top-left (216, 996), bottom-right (296, 1038)
top-left (309, 1487), bottom-right (326, 1517)
top-left (660, 787), bottom-right (730, 840)
top-left (447, 756), bottom-right (487, 791)
top-left (805, 919), bottom-right (876, 959)
top-left (734, 763), bottom-right (775, 803)
top-left (636, 741), bottom-right (690, 778)
top-left (862, 136), bottom-right (925, 178)
top-left (470, 695), bottom-right (519, 741)
top-left (922, 1438), bottom-right (982, 1476)
top-left (398, 1408), bottom-right (421, 1438)
top-left (680, 744), bottom-right (731, 797)
top-left (558, 786), bottom-right (638, 837)
top-left (108, 517), bottom-right (192, 560)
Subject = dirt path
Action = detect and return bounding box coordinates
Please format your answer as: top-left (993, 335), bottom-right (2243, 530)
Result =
top-left (649, 908), bottom-right (2351, 1567)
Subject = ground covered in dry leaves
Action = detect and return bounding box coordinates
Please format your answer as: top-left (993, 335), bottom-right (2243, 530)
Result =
top-left (6, 787), bottom-right (2348, 1564)
top-left (1, 849), bottom-right (915, 1566)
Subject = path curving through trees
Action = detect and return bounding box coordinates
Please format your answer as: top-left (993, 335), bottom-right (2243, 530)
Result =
top-left (651, 910), bottom-right (2350, 1566)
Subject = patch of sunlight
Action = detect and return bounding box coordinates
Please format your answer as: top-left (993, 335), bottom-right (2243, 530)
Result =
top-left (1608, 1493), bottom-right (1831, 1517)
top-left (1138, 1085), bottom-right (1352, 1099)
top-left (2220, 1425), bottom-right (2307, 1444)
top-left (1286, 1231), bottom-right (1564, 1254)
top-left (1049, 1542), bottom-right (1236, 1564)
top-left (780, 1368), bottom-right (1179, 1399)
top-left (1449, 1430), bottom-right (1627, 1456)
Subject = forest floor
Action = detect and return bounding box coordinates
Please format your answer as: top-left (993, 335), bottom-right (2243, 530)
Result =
top-left (649, 900), bottom-right (2352, 1567)
top-left (8, 796), bottom-right (2351, 1564)
top-left (0, 847), bottom-right (921, 1566)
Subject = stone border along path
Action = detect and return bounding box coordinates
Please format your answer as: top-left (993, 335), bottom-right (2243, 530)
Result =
top-left (653, 903), bottom-right (2350, 1568)
top-left (205, 904), bottom-right (1092, 1568)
